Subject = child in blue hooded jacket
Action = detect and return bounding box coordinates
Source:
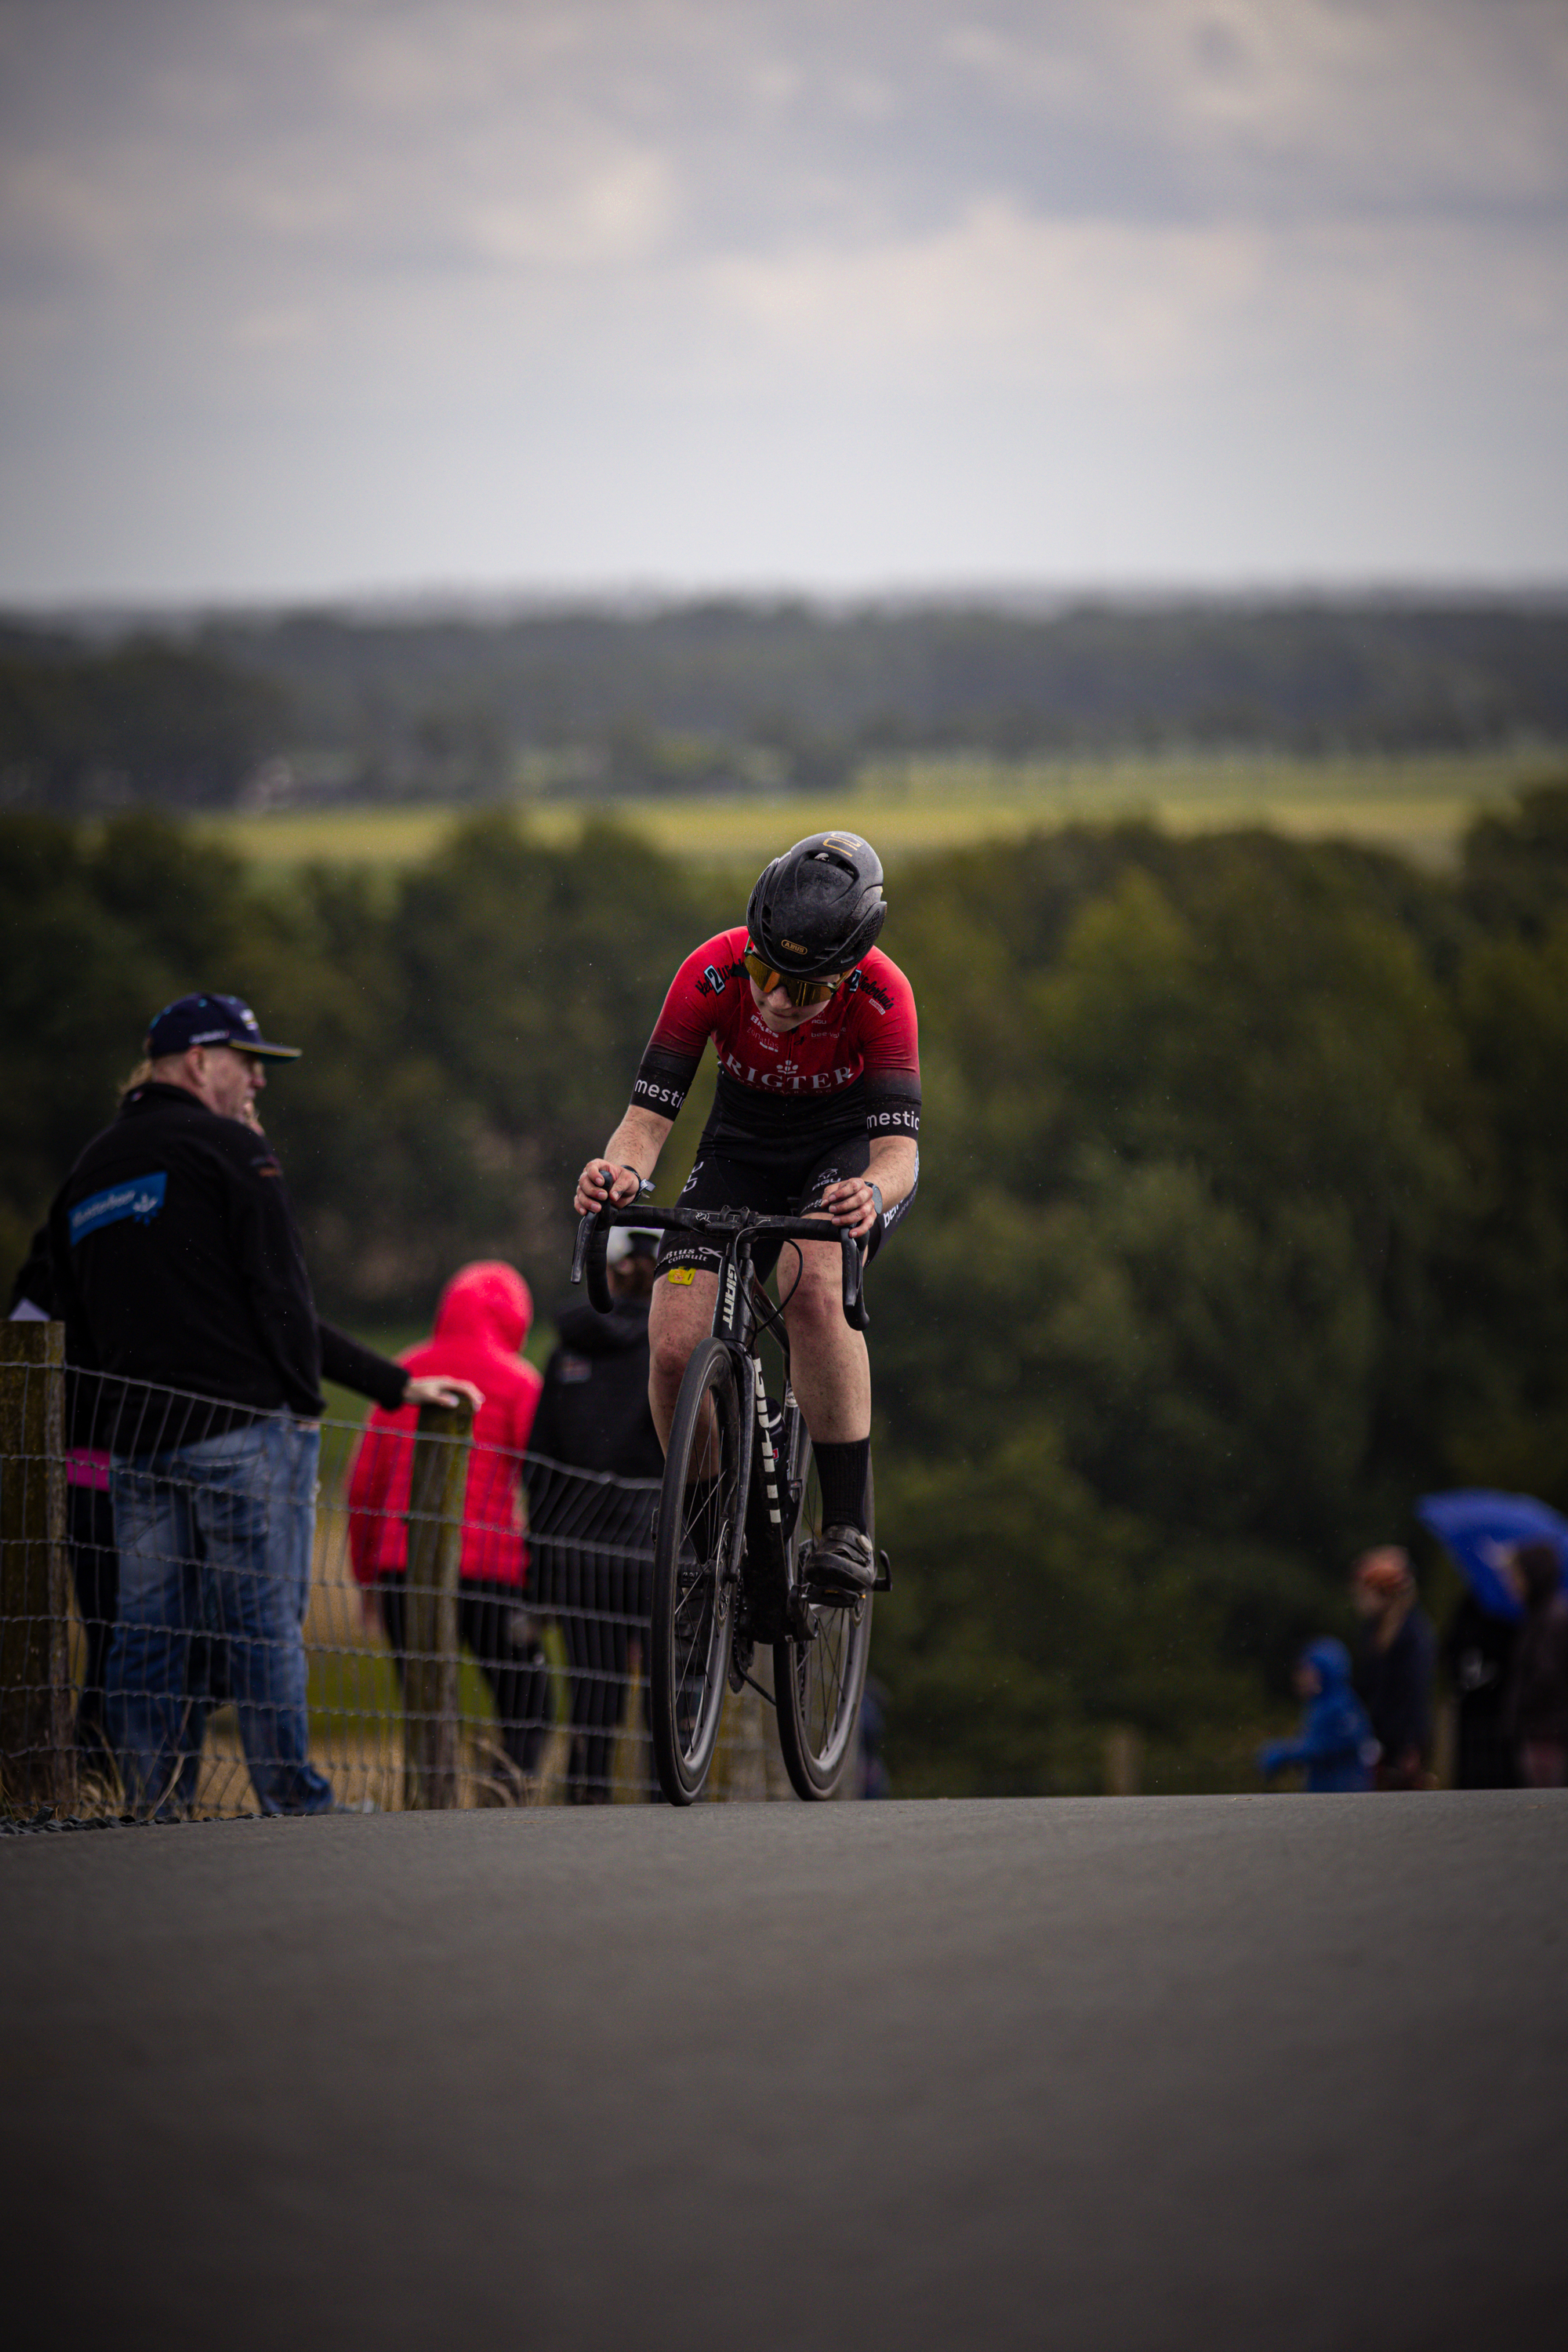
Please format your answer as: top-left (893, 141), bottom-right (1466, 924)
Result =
top-left (1258, 1637), bottom-right (1377, 1792)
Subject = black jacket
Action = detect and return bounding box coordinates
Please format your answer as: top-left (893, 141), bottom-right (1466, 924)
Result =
top-left (48, 1083), bottom-right (405, 1439)
top-left (529, 1298), bottom-right (662, 1481)
top-left (1357, 1606), bottom-right (1436, 1767)
top-left (1507, 1588), bottom-right (1568, 1749)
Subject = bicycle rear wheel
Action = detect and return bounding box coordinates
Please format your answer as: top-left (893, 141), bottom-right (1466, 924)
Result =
top-left (773, 1426), bottom-right (873, 1800)
top-left (651, 1338), bottom-right (747, 1804)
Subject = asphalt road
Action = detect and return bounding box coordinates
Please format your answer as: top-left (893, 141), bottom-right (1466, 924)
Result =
top-left (3, 1794), bottom-right (1565, 2351)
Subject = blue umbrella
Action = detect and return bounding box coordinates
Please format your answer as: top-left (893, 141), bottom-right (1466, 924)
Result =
top-left (1415, 1490), bottom-right (1568, 1622)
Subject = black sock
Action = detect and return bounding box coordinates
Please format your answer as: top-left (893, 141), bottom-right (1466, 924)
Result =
top-left (814, 1439), bottom-right (870, 1532)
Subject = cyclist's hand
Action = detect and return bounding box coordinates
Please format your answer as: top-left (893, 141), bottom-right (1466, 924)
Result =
top-left (818, 1175), bottom-right (880, 1240)
top-left (574, 1158), bottom-right (640, 1217)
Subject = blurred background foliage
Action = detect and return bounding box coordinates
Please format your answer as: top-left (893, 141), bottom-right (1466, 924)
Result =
top-left (4, 780), bottom-right (1567, 1793)
top-left (4, 598), bottom-right (1568, 810)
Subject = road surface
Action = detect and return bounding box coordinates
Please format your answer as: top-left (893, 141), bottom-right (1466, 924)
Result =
top-left (3, 1794), bottom-right (1564, 2350)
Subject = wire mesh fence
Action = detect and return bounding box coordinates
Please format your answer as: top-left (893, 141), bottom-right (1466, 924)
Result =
top-left (0, 1330), bottom-right (804, 1823)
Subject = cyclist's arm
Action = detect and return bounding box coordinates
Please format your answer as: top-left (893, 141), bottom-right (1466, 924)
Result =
top-left (818, 1135), bottom-right (919, 1239)
top-left (573, 1106), bottom-right (674, 1215)
top-left (868, 1134), bottom-right (919, 1207)
top-left (818, 952), bottom-right (921, 1239)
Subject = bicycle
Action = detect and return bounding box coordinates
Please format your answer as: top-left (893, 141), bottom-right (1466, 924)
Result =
top-left (571, 1200), bottom-right (887, 1805)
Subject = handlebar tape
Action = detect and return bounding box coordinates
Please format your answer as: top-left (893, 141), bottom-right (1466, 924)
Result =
top-left (840, 1229), bottom-right (869, 1331)
top-left (586, 1216), bottom-right (613, 1316)
top-left (571, 1208), bottom-right (616, 1316)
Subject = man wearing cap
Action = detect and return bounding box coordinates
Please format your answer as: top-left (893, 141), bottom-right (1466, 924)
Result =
top-left (49, 993), bottom-right (477, 1818)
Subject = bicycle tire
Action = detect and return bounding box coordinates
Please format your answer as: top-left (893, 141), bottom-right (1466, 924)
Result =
top-left (651, 1338), bottom-right (747, 1804)
top-left (773, 1427), bottom-right (873, 1800)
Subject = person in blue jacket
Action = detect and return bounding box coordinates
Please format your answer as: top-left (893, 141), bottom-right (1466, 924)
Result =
top-left (1258, 1637), bottom-right (1377, 1792)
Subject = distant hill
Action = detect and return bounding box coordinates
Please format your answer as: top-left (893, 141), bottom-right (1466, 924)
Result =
top-left (3, 594), bottom-right (1566, 810)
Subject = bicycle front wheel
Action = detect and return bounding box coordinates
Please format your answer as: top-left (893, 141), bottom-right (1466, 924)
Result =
top-left (773, 1428), bottom-right (873, 1800)
top-left (650, 1338), bottom-right (747, 1804)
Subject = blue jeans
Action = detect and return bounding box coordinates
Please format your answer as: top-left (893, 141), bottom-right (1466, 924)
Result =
top-left (107, 1417), bottom-right (334, 1817)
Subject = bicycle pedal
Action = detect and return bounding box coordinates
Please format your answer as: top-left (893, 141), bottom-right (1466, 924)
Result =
top-left (787, 1589), bottom-right (821, 1641)
top-left (728, 1635), bottom-right (754, 1696)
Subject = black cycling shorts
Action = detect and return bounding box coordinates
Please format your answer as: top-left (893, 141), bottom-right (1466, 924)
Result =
top-left (655, 1126), bottom-right (916, 1283)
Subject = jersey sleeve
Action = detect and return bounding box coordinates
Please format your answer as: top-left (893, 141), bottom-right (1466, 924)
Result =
top-left (853, 954), bottom-right (922, 1140)
top-left (630, 932), bottom-right (745, 1120)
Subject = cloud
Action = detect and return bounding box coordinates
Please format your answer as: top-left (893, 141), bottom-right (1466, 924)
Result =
top-left (699, 204), bottom-right (1269, 392)
top-left (0, 0), bottom-right (1563, 597)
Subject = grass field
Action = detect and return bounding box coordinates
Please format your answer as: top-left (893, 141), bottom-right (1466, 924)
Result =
top-left (194, 746), bottom-right (1563, 877)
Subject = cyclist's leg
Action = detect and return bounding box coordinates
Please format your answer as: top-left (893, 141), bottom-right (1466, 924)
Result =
top-left (648, 1269), bottom-right (718, 1450)
top-left (779, 1137), bottom-right (881, 1443)
top-left (776, 1236), bottom-right (869, 1440)
top-left (781, 1138), bottom-right (898, 1594)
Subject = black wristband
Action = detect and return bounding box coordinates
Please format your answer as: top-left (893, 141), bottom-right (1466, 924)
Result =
top-left (618, 1164), bottom-right (652, 1199)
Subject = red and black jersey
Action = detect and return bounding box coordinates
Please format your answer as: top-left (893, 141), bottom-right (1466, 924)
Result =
top-left (632, 927), bottom-right (920, 1145)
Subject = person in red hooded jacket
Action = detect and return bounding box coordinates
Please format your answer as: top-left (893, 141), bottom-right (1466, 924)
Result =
top-left (347, 1261), bottom-right (547, 1789)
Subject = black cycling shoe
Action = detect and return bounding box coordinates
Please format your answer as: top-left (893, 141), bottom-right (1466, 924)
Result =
top-left (804, 1523), bottom-right (877, 1601)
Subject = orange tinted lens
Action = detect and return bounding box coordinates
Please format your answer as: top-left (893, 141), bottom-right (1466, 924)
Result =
top-left (744, 946), bottom-right (839, 1006)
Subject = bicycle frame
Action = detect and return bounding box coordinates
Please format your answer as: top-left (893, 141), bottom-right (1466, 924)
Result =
top-left (572, 1201), bottom-right (869, 1644)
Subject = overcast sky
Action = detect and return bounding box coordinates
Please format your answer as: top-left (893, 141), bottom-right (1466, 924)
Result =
top-left (2, 0), bottom-right (1565, 605)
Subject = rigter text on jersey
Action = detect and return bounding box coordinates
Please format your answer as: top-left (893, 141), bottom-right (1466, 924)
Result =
top-left (717, 1054), bottom-right (863, 1093)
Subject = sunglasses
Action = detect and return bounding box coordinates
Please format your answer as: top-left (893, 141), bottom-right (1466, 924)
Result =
top-left (742, 946), bottom-right (844, 1007)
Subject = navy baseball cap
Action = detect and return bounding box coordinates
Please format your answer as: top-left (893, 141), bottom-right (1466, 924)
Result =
top-left (146, 993), bottom-right (302, 1062)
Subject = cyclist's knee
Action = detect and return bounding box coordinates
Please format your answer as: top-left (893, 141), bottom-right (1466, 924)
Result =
top-left (648, 1272), bottom-right (711, 1388)
top-left (782, 1252), bottom-right (848, 1342)
top-left (650, 1325), bottom-right (691, 1394)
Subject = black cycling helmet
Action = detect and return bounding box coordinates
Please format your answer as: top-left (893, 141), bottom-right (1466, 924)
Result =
top-left (746, 831), bottom-right (887, 980)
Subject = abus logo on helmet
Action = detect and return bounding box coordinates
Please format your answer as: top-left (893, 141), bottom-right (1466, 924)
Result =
top-left (822, 832), bottom-right (865, 855)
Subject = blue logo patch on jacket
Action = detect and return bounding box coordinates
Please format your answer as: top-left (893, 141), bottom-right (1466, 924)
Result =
top-left (68, 1173), bottom-right (168, 1245)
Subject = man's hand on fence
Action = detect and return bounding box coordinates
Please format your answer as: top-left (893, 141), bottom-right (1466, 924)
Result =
top-left (403, 1375), bottom-right (485, 1412)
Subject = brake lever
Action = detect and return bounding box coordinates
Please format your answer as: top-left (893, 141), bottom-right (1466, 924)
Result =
top-left (840, 1227), bottom-right (869, 1330)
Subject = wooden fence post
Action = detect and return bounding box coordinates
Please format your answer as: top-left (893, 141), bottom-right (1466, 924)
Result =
top-left (0, 1322), bottom-right (76, 1817)
top-left (402, 1397), bottom-right (474, 1810)
top-left (1103, 1725), bottom-right (1143, 1797)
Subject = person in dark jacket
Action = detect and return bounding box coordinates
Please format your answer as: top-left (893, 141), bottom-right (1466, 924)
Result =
top-left (48, 993), bottom-right (475, 1818)
top-left (528, 1225), bottom-right (663, 1801)
top-left (1442, 1588), bottom-right (1520, 1789)
top-left (1352, 1547), bottom-right (1437, 1791)
top-left (1258, 1638), bottom-right (1377, 1793)
top-left (1504, 1539), bottom-right (1568, 1788)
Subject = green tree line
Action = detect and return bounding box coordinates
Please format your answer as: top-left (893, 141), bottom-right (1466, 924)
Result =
top-left (0, 632), bottom-right (289, 812)
top-left (4, 596), bottom-right (1567, 811)
top-left (3, 786), bottom-right (1566, 1790)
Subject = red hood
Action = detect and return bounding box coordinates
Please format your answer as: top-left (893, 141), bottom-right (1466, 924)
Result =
top-left (431, 1261), bottom-right (533, 1355)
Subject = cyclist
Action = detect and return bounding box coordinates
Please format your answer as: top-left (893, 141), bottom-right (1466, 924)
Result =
top-left (572, 830), bottom-right (920, 1599)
